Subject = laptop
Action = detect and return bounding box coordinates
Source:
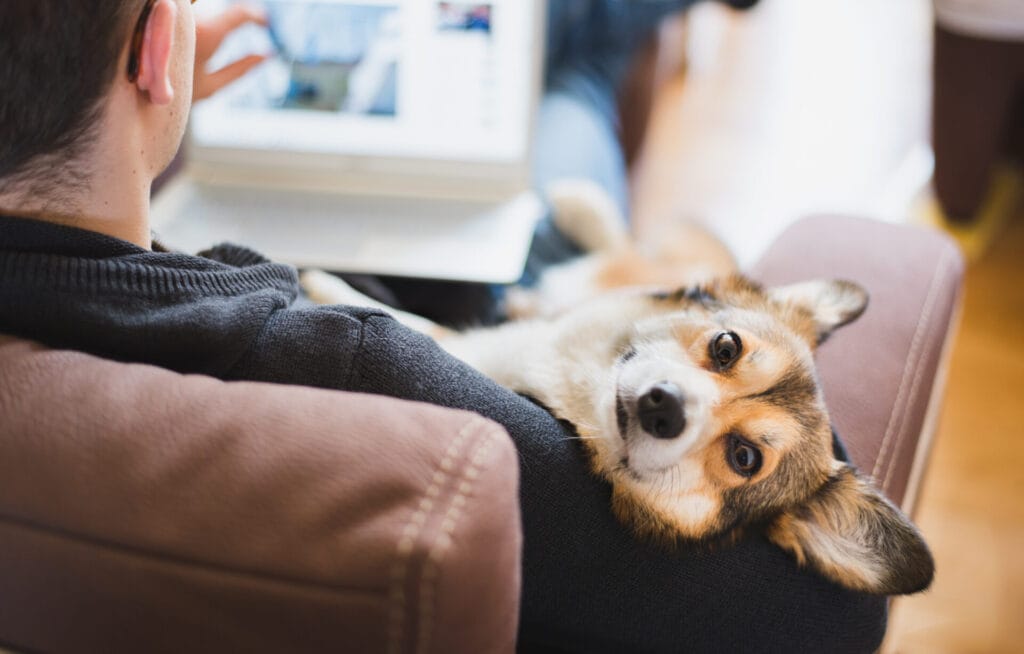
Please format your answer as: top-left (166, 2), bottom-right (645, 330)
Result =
top-left (151, 0), bottom-right (546, 283)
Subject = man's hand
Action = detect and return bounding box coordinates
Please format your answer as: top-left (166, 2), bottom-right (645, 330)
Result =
top-left (193, 4), bottom-right (269, 101)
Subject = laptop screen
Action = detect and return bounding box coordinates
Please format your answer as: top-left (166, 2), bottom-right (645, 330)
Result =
top-left (190, 0), bottom-right (542, 167)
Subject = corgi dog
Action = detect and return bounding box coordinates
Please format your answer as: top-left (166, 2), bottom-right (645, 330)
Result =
top-left (301, 181), bottom-right (934, 596)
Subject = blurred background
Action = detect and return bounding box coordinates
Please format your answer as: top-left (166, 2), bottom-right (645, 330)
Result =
top-left (627, 1), bottom-right (1022, 651)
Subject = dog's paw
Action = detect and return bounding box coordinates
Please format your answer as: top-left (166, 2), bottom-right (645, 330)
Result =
top-left (503, 286), bottom-right (542, 320)
top-left (300, 269), bottom-right (369, 306)
top-left (547, 179), bottom-right (629, 254)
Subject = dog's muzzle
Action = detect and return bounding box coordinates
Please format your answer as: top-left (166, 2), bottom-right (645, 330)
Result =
top-left (637, 382), bottom-right (686, 439)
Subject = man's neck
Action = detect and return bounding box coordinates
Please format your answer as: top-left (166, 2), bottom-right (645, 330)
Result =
top-left (0, 204), bottom-right (152, 250)
top-left (0, 94), bottom-right (158, 250)
top-left (65, 146), bottom-right (154, 250)
top-left (0, 187), bottom-right (153, 251)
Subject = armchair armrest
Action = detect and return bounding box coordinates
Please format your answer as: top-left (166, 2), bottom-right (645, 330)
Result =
top-left (0, 336), bottom-right (520, 654)
top-left (751, 215), bottom-right (965, 512)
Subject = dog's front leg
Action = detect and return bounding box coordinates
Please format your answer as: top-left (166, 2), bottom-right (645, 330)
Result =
top-left (300, 270), bottom-right (453, 340)
top-left (437, 319), bottom-right (558, 396)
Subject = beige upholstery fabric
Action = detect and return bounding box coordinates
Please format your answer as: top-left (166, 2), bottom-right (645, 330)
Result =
top-left (0, 337), bottom-right (521, 654)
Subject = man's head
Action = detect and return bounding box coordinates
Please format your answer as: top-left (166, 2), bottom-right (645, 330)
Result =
top-left (0, 0), bottom-right (196, 207)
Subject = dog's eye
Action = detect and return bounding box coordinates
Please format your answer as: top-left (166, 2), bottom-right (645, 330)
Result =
top-left (710, 331), bottom-right (743, 370)
top-left (727, 435), bottom-right (763, 478)
top-left (619, 346), bottom-right (637, 364)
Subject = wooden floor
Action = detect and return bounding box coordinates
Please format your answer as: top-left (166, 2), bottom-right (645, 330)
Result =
top-left (629, 1), bottom-right (1024, 650)
top-left (883, 209), bottom-right (1024, 653)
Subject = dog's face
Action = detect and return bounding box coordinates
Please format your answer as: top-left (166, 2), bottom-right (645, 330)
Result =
top-left (575, 276), bottom-right (933, 595)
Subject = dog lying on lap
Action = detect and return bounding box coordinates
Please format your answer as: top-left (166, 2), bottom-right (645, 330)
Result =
top-left (303, 183), bottom-right (934, 597)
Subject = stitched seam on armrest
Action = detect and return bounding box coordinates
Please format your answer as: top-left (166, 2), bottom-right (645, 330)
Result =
top-left (872, 246), bottom-right (950, 487)
top-left (387, 416), bottom-right (483, 654)
top-left (881, 246), bottom-right (954, 492)
top-left (0, 513), bottom-right (388, 599)
top-left (416, 422), bottom-right (505, 654)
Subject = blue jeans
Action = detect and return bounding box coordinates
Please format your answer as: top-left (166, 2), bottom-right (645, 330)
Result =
top-left (523, 0), bottom-right (695, 286)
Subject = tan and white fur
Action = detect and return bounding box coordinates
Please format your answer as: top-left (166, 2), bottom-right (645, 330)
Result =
top-left (302, 180), bottom-right (934, 596)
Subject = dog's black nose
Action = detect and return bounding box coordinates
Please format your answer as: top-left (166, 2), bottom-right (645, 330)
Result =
top-left (637, 382), bottom-right (687, 439)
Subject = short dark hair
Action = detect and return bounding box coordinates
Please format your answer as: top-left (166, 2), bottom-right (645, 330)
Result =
top-left (0, 2), bottom-right (143, 195)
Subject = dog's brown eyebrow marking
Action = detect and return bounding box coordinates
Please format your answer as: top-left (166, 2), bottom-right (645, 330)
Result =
top-left (743, 365), bottom-right (823, 433)
top-left (746, 365), bottom-right (815, 406)
top-left (651, 286), bottom-right (716, 305)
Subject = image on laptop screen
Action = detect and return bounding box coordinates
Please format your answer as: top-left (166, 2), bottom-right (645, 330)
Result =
top-left (191, 0), bottom-right (540, 165)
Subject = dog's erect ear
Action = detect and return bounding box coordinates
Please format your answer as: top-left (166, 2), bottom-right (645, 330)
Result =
top-left (766, 465), bottom-right (934, 595)
top-left (769, 279), bottom-right (868, 346)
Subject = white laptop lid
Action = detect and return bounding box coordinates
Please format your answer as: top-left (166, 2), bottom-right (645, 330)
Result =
top-left (188, 0), bottom-right (545, 199)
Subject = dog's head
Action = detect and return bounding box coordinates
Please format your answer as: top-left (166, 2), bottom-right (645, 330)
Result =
top-left (581, 275), bottom-right (933, 595)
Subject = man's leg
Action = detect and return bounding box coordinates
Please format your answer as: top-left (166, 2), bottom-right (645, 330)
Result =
top-left (519, 77), bottom-right (626, 287)
top-left (524, 0), bottom-right (733, 285)
top-left (534, 0), bottom-right (764, 204)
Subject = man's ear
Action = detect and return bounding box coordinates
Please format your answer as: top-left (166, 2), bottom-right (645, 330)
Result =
top-left (769, 279), bottom-right (868, 346)
top-left (136, 0), bottom-right (178, 105)
top-left (766, 464), bottom-right (934, 595)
